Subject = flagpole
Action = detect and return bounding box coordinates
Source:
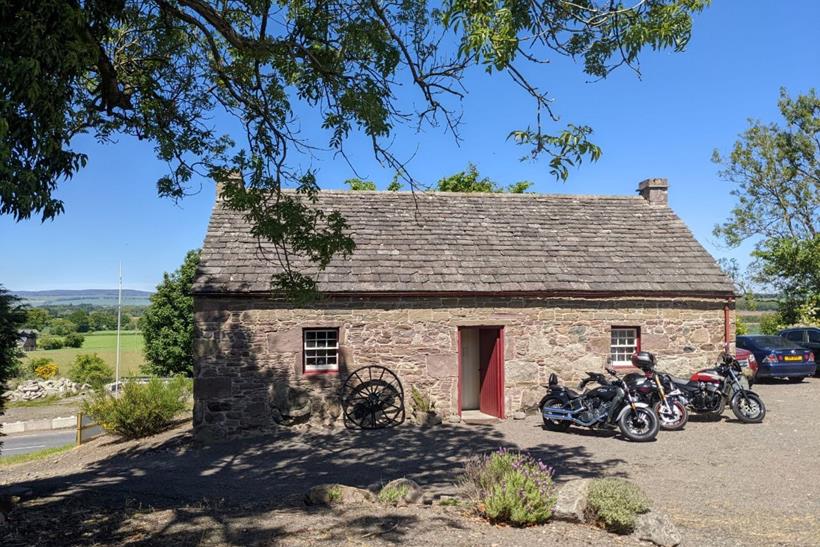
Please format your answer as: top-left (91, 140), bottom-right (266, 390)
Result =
top-left (115, 262), bottom-right (122, 395)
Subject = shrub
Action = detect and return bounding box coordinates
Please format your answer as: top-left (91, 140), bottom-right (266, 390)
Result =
top-left (68, 353), bottom-right (114, 389)
top-left (34, 362), bottom-right (59, 380)
top-left (38, 335), bottom-right (65, 350)
top-left (410, 385), bottom-right (435, 413)
top-left (63, 333), bottom-right (85, 348)
top-left (378, 483), bottom-right (410, 505)
top-left (82, 377), bottom-right (192, 439)
top-left (759, 312), bottom-right (785, 335)
top-left (462, 448), bottom-right (556, 526)
top-left (586, 478), bottom-right (651, 534)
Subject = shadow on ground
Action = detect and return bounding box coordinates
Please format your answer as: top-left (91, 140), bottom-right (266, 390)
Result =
top-left (1, 418), bottom-right (625, 545)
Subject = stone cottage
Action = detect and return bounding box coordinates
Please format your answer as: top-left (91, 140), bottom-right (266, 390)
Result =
top-left (191, 178), bottom-right (735, 440)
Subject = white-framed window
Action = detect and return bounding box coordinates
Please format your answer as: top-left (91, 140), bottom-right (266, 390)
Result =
top-left (303, 328), bottom-right (340, 374)
top-left (610, 327), bottom-right (640, 365)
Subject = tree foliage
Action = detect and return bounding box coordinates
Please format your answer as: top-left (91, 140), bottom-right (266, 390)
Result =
top-left (0, 286), bottom-right (27, 420)
top-left (713, 89), bottom-right (820, 325)
top-left (2, 0), bottom-right (707, 298)
top-left (345, 178), bottom-right (377, 191)
top-left (436, 163), bottom-right (532, 193)
top-left (141, 250), bottom-right (200, 376)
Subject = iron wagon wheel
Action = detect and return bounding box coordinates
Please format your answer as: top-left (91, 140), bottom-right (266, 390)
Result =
top-left (341, 366), bottom-right (405, 429)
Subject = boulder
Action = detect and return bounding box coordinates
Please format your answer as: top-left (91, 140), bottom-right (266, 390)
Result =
top-left (513, 411), bottom-right (527, 420)
top-left (380, 478), bottom-right (423, 505)
top-left (553, 479), bottom-right (591, 522)
top-left (634, 511), bottom-right (682, 547)
top-left (305, 484), bottom-right (375, 506)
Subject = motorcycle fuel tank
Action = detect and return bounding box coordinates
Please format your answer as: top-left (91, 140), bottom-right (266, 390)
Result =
top-left (690, 369), bottom-right (722, 383)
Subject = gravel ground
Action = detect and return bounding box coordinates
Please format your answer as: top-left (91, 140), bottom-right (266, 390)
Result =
top-left (2, 378), bottom-right (820, 545)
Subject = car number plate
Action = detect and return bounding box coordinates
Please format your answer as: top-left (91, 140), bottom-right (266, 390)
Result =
top-left (784, 355), bottom-right (802, 362)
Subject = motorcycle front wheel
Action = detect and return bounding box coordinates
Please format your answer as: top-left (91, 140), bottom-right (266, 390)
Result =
top-left (618, 407), bottom-right (659, 442)
top-left (730, 391), bottom-right (766, 423)
top-left (541, 398), bottom-right (571, 432)
top-left (654, 399), bottom-right (688, 431)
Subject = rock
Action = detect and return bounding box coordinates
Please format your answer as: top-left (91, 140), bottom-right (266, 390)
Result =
top-left (553, 479), bottom-right (591, 522)
top-left (305, 484), bottom-right (374, 506)
top-left (446, 414), bottom-right (461, 424)
top-left (414, 411), bottom-right (442, 428)
top-left (634, 511), bottom-right (682, 547)
top-left (380, 478), bottom-right (423, 505)
top-left (513, 411), bottom-right (527, 420)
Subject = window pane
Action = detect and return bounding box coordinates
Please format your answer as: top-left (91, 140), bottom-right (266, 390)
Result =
top-left (304, 329), bottom-right (340, 372)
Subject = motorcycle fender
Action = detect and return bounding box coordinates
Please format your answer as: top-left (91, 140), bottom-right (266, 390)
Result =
top-left (539, 391), bottom-right (570, 409)
top-left (615, 402), bottom-right (650, 421)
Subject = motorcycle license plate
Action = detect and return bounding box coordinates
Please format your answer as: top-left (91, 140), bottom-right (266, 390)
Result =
top-left (784, 355), bottom-right (802, 362)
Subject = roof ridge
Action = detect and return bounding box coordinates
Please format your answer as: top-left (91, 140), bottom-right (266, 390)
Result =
top-left (281, 188), bottom-right (645, 200)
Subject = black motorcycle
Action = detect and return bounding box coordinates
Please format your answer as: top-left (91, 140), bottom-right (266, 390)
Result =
top-left (624, 352), bottom-right (688, 431)
top-left (666, 349), bottom-right (766, 423)
top-left (539, 368), bottom-right (660, 442)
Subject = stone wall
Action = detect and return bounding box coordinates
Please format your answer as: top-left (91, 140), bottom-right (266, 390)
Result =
top-left (192, 295), bottom-right (733, 441)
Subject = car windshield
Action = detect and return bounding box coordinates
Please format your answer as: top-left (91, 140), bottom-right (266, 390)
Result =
top-left (749, 336), bottom-right (802, 349)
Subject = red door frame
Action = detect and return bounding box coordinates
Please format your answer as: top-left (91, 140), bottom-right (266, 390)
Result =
top-left (457, 326), bottom-right (505, 419)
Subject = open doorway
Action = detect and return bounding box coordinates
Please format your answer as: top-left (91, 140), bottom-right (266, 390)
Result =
top-left (459, 326), bottom-right (504, 419)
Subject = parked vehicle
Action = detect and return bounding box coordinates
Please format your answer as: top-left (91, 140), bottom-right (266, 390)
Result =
top-left (737, 335), bottom-right (816, 382)
top-left (539, 368), bottom-right (660, 442)
top-left (779, 327), bottom-right (820, 375)
top-left (735, 348), bottom-right (758, 384)
top-left (623, 352), bottom-right (688, 431)
top-left (666, 348), bottom-right (766, 423)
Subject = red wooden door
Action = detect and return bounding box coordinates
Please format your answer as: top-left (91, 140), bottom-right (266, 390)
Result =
top-left (479, 328), bottom-right (504, 418)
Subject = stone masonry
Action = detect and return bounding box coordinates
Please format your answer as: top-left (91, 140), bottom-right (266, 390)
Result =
top-left (192, 295), bottom-right (733, 441)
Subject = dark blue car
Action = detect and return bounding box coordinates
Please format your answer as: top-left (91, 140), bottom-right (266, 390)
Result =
top-left (736, 335), bottom-right (816, 382)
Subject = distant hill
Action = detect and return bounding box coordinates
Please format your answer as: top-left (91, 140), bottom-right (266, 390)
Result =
top-left (12, 289), bottom-right (154, 307)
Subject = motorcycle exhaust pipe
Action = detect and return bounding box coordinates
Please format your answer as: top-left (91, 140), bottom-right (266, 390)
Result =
top-left (542, 407), bottom-right (599, 427)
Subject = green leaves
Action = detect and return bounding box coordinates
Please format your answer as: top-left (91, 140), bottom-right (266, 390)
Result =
top-left (714, 88), bottom-right (819, 324)
top-left (141, 250), bottom-right (201, 377)
top-left (1, 0), bottom-right (707, 299)
top-left (435, 162), bottom-right (532, 192)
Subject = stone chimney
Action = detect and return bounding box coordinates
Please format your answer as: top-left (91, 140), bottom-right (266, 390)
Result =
top-left (637, 178), bottom-right (669, 206)
top-left (215, 171), bottom-right (243, 202)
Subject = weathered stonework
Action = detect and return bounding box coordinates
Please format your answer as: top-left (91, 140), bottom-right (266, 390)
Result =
top-left (192, 295), bottom-right (734, 441)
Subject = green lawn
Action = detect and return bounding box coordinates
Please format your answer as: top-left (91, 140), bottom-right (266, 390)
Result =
top-left (25, 330), bottom-right (145, 377)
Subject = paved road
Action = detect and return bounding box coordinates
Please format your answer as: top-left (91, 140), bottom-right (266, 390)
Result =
top-left (0, 429), bottom-right (75, 457)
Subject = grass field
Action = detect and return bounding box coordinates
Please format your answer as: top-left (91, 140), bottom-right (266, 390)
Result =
top-left (25, 330), bottom-right (145, 377)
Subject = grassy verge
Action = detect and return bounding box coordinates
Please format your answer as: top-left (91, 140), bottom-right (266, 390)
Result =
top-left (7, 394), bottom-right (67, 408)
top-left (0, 443), bottom-right (74, 466)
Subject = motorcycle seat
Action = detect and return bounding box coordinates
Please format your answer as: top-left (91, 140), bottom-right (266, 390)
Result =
top-left (552, 386), bottom-right (582, 399)
top-left (670, 376), bottom-right (701, 389)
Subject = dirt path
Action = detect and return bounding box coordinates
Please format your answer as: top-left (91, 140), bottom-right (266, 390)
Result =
top-left (2, 379), bottom-right (820, 545)
top-left (0, 395), bottom-right (83, 423)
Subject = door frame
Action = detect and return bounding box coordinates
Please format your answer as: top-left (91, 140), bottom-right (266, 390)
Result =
top-left (457, 325), bottom-right (505, 418)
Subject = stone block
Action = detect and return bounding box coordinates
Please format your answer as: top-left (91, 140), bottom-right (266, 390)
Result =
top-left (51, 416), bottom-right (76, 429)
top-left (426, 354), bottom-right (456, 378)
top-left (24, 419), bottom-right (52, 432)
top-left (194, 377), bottom-right (232, 400)
top-left (0, 422), bottom-right (24, 434)
top-left (267, 328), bottom-right (301, 353)
top-left (553, 479), bottom-right (591, 522)
top-left (634, 510), bottom-right (682, 546)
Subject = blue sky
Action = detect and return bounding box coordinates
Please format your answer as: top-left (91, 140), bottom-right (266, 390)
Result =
top-left (1, 1), bottom-right (818, 291)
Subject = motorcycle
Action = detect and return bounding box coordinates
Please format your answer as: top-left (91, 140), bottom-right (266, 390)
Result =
top-left (538, 368), bottom-right (660, 442)
top-left (623, 352), bottom-right (688, 431)
top-left (666, 347), bottom-right (766, 423)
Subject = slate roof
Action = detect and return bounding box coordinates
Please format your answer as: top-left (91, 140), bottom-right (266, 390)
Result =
top-left (192, 190), bottom-right (735, 296)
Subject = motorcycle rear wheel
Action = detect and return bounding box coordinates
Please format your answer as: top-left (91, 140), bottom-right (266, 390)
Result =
top-left (654, 399), bottom-right (688, 431)
top-left (541, 398), bottom-right (571, 432)
top-left (730, 392), bottom-right (766, 423)
top-left (618, 407), bottom-right (659, 442)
